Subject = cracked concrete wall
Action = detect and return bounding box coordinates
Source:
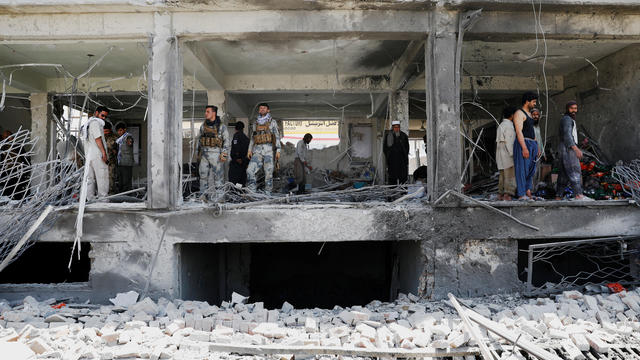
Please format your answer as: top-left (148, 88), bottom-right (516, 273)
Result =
top-left (549, 44), bottom-right (640, 163)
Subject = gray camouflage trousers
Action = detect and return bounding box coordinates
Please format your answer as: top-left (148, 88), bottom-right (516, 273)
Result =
top-left (246, 144), bottom-right (275, 194)
top-left (199, 148), bottom-right (224, 196)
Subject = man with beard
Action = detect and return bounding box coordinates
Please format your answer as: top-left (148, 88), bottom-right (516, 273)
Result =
top-left (555, 101), bottom-right (591, 200)
top-left (383, 120), bottom-right (410, 185)
top-left (513, 92), bottom-right (539, 200)
top-left (246, 103), bottom-right (281, 195)
top-left (531, 108), bottom-right (545, 191)
top-left (197, 105), bottom-right (230, 200)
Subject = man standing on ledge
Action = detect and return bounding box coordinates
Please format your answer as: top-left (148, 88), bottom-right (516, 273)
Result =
top-left (556, 101), bottom-right (590, 200)
top-left (513, 92), bottom-right (539, 200)
top-left (197, 105), bottom-right (230, 200)
top-left (294, 133), bottom-right (313, 194)
top-left (383, 120), bottom-right (409, 185)
top-left (80, 106), bottom-right (109, 200)
top-left (229, 121), bottom-right (249, 186)
top-left (246, 103), bottom-right (281, 195)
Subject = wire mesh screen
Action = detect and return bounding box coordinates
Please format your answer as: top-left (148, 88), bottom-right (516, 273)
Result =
top-left (612, 159), bottom-right (640, 205)
top-left (0, 129), bottom-right (83, 272)
top-left (525, 236), bottom-right (640, 297)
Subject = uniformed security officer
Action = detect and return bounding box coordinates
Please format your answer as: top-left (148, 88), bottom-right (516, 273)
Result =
top-left (197, 105), bottom-right (230, 200)
top-left (246, 103), bottom-right (281, 195)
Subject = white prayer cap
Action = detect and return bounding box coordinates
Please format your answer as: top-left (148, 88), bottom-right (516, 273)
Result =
top-left (391, 120), bottom-right (400, 126)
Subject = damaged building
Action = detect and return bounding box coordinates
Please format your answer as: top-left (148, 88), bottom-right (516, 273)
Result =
top-left (0, 0), bottom-right (639, 323)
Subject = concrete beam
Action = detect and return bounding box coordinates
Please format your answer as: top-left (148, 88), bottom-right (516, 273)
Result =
top-left (173, 10), bottom-right (432, 40)
top-left (468, 10), bottom-right (640, 40)
top-left (409, 75), bottom-right (564, 92)
top-left (390, 40), bottom-right (425, 90)
top-left (147, 13), bottom-right (183, 210)
top-left (0, 13), bottom-right (153, 42)
top-left (182, 42), bottom-right (225, 91)
top-left (1, 70), bottom-right (46, 93)
top-left (225, 74), bottom-right (390, 92)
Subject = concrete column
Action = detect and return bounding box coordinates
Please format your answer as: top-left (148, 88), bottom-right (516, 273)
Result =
top-left (206, 90), bottom-right (226, 120)
top-left (29, 93), bottom-right (49, 165)
top-left (390, 90), bottom-right (409, 135)
top-left (147, 13), bottom-right (183, 209)
top-left (425, 9), bottom-right (461, 201)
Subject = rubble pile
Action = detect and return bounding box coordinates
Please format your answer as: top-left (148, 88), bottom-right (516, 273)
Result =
top-left (0, 289), bottom-right (639, 359)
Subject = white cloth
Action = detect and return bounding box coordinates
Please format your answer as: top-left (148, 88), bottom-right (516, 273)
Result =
top-left (295, 140), bottom-right (308, 163)
top-left (534, 126), bottom-right (544, 156)
top-left (81, 117), bottom-right (108, 199)
top-left (572, 119), bottom-right (578, 145)
top-left (496, 119), bottom-right (516, 170)
top-left (257, 113), bottom-right (271, 125)
top-left (81, 117), bottom-right (106, 158)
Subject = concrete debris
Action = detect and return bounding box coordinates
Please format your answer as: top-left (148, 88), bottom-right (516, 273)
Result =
top-left (0, 289), bottom-right (638, 359)
top-left (109, 291), bottom-right (139, 308)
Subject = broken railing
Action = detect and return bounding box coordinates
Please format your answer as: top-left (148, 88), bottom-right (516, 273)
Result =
top-left (0, 129), bottom-right (83, 272)
top-left (525, 235), bottom-right (640, 297)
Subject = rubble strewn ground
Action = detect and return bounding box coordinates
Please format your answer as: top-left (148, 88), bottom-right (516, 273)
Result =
top-left (1, 288), bottom-right (640, 359)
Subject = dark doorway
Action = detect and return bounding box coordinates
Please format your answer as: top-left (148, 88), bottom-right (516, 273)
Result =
top-left (179, 241), bottom-right (397, 308)
top-left (0, 242), bottom-right (90, 284)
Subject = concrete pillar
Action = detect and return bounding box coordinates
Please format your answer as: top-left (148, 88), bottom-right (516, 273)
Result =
top-left (147, 13), bottom-right (183, 209)
top-left (206, 90), bottom-right (226, 121)
top-left (425, 9), bottom-right (462, 201)
top-left (29, 93), bottom-right (49, 165)
top-left (390, 90), bottom-right (409, 135)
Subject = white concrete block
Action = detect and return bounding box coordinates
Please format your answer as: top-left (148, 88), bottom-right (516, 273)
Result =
top-left (563, 290), bottom-right (583, 300)
top-left (304, 317), bottom-right (317, 333)
top-left (109, 291), bottom-right (139, 308)
top-left (355, 323), bottom-right (376, 340)
top-left (542, 313), bottom-right (563, 329)
top-left (26, 337), bottom-right (52, 354)
top-left (561, 339), bottom-right (585, 360)
top-left (320, 336), bottom-right (341, 347)
top-left (281, 302), bottom-right (294, 314)
top-left (585, 333), bottom-right (609, 354)
top-left (351, 311), bottom-right (369, 323)
top-left (549, 328), bottom-right (569, 339)
top-left (569, 333), bottom-right (590, 351)
top-left (231, 292), bottom-right (248, 305)
top-left (267, 310), bottom-right (279, 323)
top-left (328, 325), bottom-right (350, 338)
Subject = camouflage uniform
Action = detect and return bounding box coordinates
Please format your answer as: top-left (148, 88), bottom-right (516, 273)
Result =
top-left (104, 132), bottom-right (119, 194)
top-left (246, 116), bottom-right (281, 195)
top-left (198, 119), bottom-right (230, 199)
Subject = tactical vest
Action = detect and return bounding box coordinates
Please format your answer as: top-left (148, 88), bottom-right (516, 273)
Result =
top-left (200, 122), bottom-right (223, 148)
top-left (253, 122), bottom-right (275, 146)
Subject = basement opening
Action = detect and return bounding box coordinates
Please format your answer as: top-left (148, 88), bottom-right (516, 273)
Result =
top-left (179, 241), bottom-right (422, 308)
top-left (0, 242), bottom-right (90, 284)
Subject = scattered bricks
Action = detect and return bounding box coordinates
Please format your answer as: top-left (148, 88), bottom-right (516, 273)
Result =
top-left (0, 341), bottom-right (36, 360)
top-left (109, 291), bottom-right (139, 308)
top-left (381, 311), bottom-right (399, 322)
top-left (400, 338), bottom-right (416, 349)
top-left (189, 330), bottom-right (211, 342)
top-left (561, 339), bottom-right (586, 360)
top-left (184, 314), bottom-right (195, 329)
top-left (621, 295), bottom-right (640, 313)
top-left (4, 311), bottom-right (28, 322)
top-left (542, 313), bottom-right (563, 329)
top-left (549, 328), bottom-right (570, 339)
top-left (338, 310), bottom-right (354, 325)
top-left (596, 310), bottom-right (611, 324)
top-left (563, 291), bottom-right (584, 300)
top-left (320, 336), bottom-right (341, 347)
top-left (101, 330), bottom-right (119, 345)
top-left (472, 305), bottom-right (491, 319)
top-left (351, 311), bottom-right (369, 323)
top-left (124, 320), bottom-right (146, 330)
top-left (570, 333), bottom-right (590, 351)
top-left (304, 317), bottom-right (317, 333)
top-left (201, 318), bottom-right (213, 332)
top-left (267, 310), bottom-right (279, 323)
top-left (388, 322), bottom-right (413, 344)
top-left (513, 307), bottom-right (529, 320)
top-left (27, 337), bottom-right (53, 354)
top-left (231, 292), bottom-right (248, 305)
top-left (284, 316), bottom-right (296, 326)
top-left (328, 325), bottom-right (350, 338)
top-left (625, 309), bottom-right (637, 320)
top-left (252, 322), bottom-right (286, 339)
top-left (130, 297), bottom-right (159, 316)
top-left (412, 329), bottom-right (431, 347)
top-left (281, 302), bottom-right (294, 314)
top-left (583, 295), bottom-right (599, 311)
top-left (449, 332), bottom-right (470, 348)
top-left (517, 321), bottom-right (544, 338)
top-left (355, 323), bottom-right (376, 341)
top-left (431, 338), bottom-right (450, 349)
top-left (164, 320), bottom-right (186, 336)
top-left (585, 333), bottom-right (610, 354)
top-left (616, 313), bottom-right (628, 322)
top-left (408, 293), bottom-right (420, 303)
